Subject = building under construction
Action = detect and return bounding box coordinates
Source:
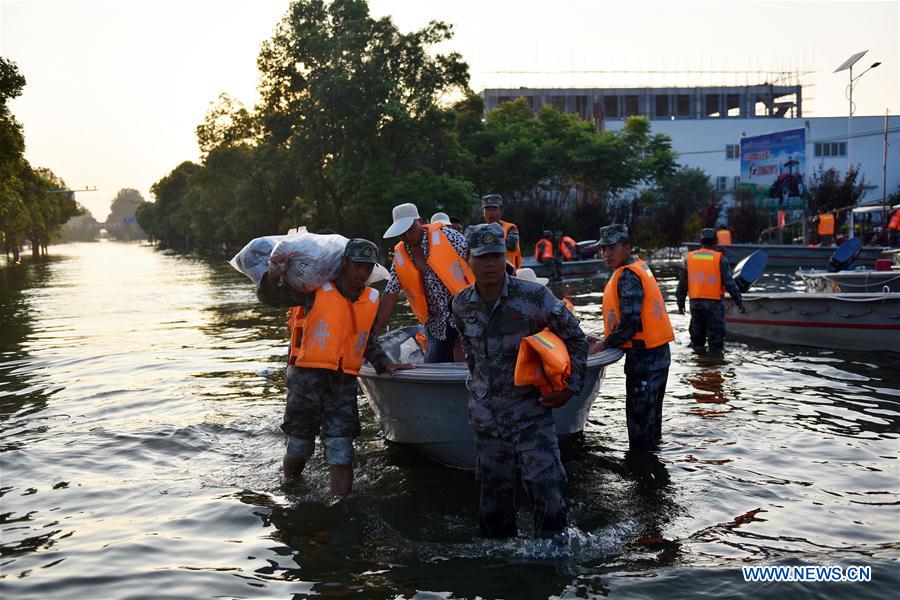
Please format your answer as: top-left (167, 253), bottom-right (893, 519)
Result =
top-left (481, 84), bottom-right (804, 124)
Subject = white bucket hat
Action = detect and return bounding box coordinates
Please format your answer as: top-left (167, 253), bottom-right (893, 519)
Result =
top-left (515, 267), bottom-right (549, 286)
top-left (430, 211), bottom-right (451, 225)
top-left (383, 202), bottom-right (421, 238)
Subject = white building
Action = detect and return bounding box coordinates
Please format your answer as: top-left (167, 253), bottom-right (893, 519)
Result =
top-left (603, 115), bottom-right (900, 211)
top-left (481, 86), bottom-right (899, 219)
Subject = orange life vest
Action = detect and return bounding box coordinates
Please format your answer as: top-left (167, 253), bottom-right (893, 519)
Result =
top-left (558, 236), bottom-right (578, 260)
top-left (287, 305), bottom-right (306, 366)
top-left (602, 259), bottom-right (674, 350)
top-left (818, 213), bottom-right (835, 236)
top-left (716, 229), bottom-right (732, 245)
top-left (888, 210), bottom-right (900, 231)
top-left (513, 328), bottom-right (571, 397)
top-left (393, 223), bottom-right (474, 324)
top-left (294, 282), bottom-right (380, 375)
top-left (686, 249), bottom-right (725, 300)
top-left (535, 239), bottom-right (553, 260)
top-left (499, 220), bottom-right (522, 270)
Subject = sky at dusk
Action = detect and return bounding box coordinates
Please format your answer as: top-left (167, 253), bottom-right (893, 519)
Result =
top-left (3, 0), bottom-right (898, 221)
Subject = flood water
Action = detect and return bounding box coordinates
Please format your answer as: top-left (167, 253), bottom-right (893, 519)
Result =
top-left (1, 241), bottom-right (898, 599)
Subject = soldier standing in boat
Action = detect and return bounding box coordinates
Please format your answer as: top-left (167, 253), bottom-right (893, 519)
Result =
top-left (595, 224), bottom-right (674, 452)
top-left (481, 194), bottom-right (522, 270)
top-left (451, 223), bottom-right (588, 539)
top-left (534, 229), bottom-right (561, 281)
top-left (257, 239), bottom-right (410, 494)
top-left (675, 228), bottom-right (745, 354)
top-left (374, 203), bottom-right (472, 363)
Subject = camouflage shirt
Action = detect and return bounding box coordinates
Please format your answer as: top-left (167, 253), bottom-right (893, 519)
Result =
top-left (603, 257), bottom-right (671, 375)
top-left (256, 272), bottom-right (390, 373)
top-left (675, 251), bottom-right (744, 311)
top-left (451, 274), bottom-right (588, 436)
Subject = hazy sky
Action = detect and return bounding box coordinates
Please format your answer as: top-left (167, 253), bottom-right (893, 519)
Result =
top-left (3, 0), bottom-right (898, 221)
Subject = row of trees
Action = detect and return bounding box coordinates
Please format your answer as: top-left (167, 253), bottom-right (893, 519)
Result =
top-left (138, 0), bottom-right (721, 254)
top-left (1, 57), bottom-right (81, 259)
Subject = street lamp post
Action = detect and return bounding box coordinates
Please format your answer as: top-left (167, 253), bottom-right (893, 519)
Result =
top-left (834, 51), bottom-right (880, 239)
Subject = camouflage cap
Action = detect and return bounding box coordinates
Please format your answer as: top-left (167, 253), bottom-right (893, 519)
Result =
top-left (343, 238), bottom-right (379, 263)
top-left (466, 223), bottom-right (507, 256)
top-left (481, 194), bottom-right (503, 208)
top-left (699, 227), bottom-right (717, 241)
top-left (598, 224), bottom-right (630, 246)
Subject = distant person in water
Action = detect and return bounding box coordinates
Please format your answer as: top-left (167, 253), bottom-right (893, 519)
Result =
top-left (257, 238), bottom-right (411, 494)
top-left (675, 228), bottom-right (745, 354)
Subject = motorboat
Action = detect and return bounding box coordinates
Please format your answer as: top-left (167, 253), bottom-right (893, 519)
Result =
top-left (797, 266), bottom-right (900, 293)
top-left (684, 242), bottom-right (889, 269)
top-left (520, 256), bottom-right (607, 280)
top-left (724, 292), bottom-right (900, 353)
top-left (358, 326), bottom-right (623, 469)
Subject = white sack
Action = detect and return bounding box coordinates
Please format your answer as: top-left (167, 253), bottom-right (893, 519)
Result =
top-left (229, 235), bottom-right (286, 285)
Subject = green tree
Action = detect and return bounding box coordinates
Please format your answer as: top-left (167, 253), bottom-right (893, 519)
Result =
top-left (635, 167), bottom-right (717, 248)
top-left (107, 188), bottom-right (147, 240)
top-left (256, 0), bottom-right (471, 238)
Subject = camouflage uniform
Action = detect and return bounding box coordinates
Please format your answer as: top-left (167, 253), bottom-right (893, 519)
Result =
top-left (675, 231), bottom-right (744, 353)
top-left (599, 225), bottom-right (671, 451)
top-left (452, 223), bottom-right (588, 538)
top-left (257, 239), bottom-right (390, 466)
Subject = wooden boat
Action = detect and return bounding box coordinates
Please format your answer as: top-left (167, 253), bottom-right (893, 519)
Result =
top-left (358, 326), bottom-right (623, 469)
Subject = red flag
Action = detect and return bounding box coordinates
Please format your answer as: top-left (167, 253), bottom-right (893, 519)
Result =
top-left (778, 211), bottom-right (786, 229)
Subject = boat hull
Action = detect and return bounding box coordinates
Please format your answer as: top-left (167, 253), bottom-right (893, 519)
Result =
top-left (520, 256), bottom-right (607, 280)
top-left (724, 292), bottom-right (900, 352)
top-left (358, 327), bottom-right (623, 469)
top-left (686, 242), bottom-right (890, 269)
top-left (798, 269), bottom-right (900, 293)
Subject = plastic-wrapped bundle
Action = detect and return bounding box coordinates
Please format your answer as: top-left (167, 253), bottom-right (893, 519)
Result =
top-left (229, 235), bottom-right (286, 285)
top-left (271, 232), bottom-right (349, 292)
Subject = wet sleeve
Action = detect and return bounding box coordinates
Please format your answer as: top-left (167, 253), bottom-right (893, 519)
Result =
top-left (721, 256), bottom-right (743, 307)
top-left (255, 272), bottom-right (315, 308)
top-left (506, 225), bottom-right (519, 251)
top-left (363, 330), bottom-right (391, 374)
top-left (604, 270), bottom-right (642, 348)
top-left (545, 291), bottom-right (588, 395)
top-left (451, 298), bottom-right (476, 374)
top-left (675, 259), bottom-right (688, 309)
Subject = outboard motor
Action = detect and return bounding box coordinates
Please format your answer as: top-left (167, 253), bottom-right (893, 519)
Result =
top-left (733, 250), bottom-right (768, 293)
top-left (828, 237), bottom-right (862, 272)
top-left (576, 240), bottom-right (599, 259)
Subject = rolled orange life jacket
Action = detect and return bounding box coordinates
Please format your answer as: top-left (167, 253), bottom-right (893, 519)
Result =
top-left (394, 223), bottom-right (474, 324)
top-left (498, 221), bottom-right (522, 270)
top-left (818, 213), bottom-right (835, 236)
top-left (535, 239), bottom-right (553, 260)
top-left (716, 229), bottom-right (732, 245)
top-left (686, 249), bottom-right (725, 300)
top-left (287, 305), bottom-right (306, 366)
top-left (513, 328), bottom-right (571, 397)
top-left (602, 259), bottom-right (674, 350)
top-left (889, 210), bottom-right (900, 231)
top-left (558, 236), bottom-right (577, 261)
top-left (294, 281), bottom-right (380, 375)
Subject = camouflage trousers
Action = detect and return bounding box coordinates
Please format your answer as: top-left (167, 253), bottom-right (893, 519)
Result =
top-left (625, 367), bottom-right (669, 451)
top-left (283, 365), bottom-right (361, 465)
top-left (689, 301), bottom-right (726, 351)
top-left (474, 414), bottom-right (567, 538)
